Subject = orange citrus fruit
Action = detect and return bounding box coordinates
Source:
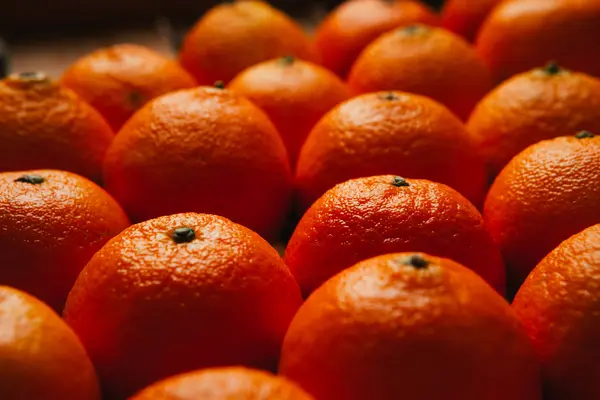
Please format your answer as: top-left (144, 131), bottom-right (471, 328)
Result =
top-left (315, 0), bottom-right (439, 78)
top-left (441, 0), bottom-right (502, 42)
top-left (179, 0), bottom-right (316, 85)
top-left (228, 56), bottom-right (350, 166)
top-left (103, 85), bottom-right (292, 240)
top-left (0, 72), bottom-right (113, 182)
top-left (280, 252), bottom-right (541, 400)
top-left (296, 91), bottom-right (487, 210)
top-left (513, 224), bottom-right (600, 400)
top-left (63, 213), bottom-right (303, 399)
top-left (286, 175), bottom-right (505, 296)
top-left (62, 44), bottom-right (197, 131)
top-left (131, 367), bottom-right (314, 400)
top-left (484, 132), bottom-right (600, 290)
top-left (467, 63), bottom-right (600, 178)
top-left (476, 0), bottom-right (600, 80)
top-left (0, 169), bottom-right (129, 311)
top-left (0, 286), bottom-right (100, 400)
top-left (348, 24), bottom-right (492, 120)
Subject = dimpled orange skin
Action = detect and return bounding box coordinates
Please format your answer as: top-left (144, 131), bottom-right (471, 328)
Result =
top-left (315, 0), bottom-right (439, 78)
top-left (441, 0), bottom-right (502, 42)
top-left (63, 213), bottom-right (303, 399)
top-left (179, 1), bottom-right (317, 86)
top-left (512, 224), bottom-right (600, 400)
top-left (296, 92), bottom-right (487, 210)
top-left (61, 44), bottom-right (197, 131)
top-left (285, 176), bottom-right (505, 296)
top-left (348, 25), bottom-right (492, 120)
top-left (476, 0), bottom-right (600, 81)
top-left (280, 253), bottom-right (541, 400)
top-left (484, 135), bottom-right (600, 290)
top-left (102, 86), bottom-right (292, 240)
top-left (131, 367), bottom-right (314, 400)
top-left (0, 286), bottom-right (100, 400)
top-left (228, 57), bottom-right (351, 166)
top-left (0, 74), bottom-right (114, 182)
top-left (0, 169), bottom-right (129, 311)
top-left (467, 65), bottom-right (600, 178)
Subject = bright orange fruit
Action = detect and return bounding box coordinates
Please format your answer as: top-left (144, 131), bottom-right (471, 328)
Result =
top-left (441, 0), bottom-right (502, 42)
top-left (513, 224), bottom-right (600, 400)
top-left (102, 85), bottom-right (292, 240)
top-left (484, 132), bottom-right (600, 291)
top-left (296, 91), bottom-right (487, 210)
top-left (63, 213), bottom-right (303, 399)
top-left (315, 0), bottom-right (439, 78)
top-left (62, 44), bottom-right (197, 131)
top-left (0, 286), bottom-right (100, 400)
top-left (131, 367), bottom-right (314, 400)
top-left (0, 170), bottom-right (129, 311)
top-left (280, 252), bottom-right (541, 400)
top-left (348, 24), bottom-right (492, 120)
top-left (0, 72), bottom-right (113, 182)
top-left (476, 0), bottom-right (600, 81)
top-left (467, 63), bottom-right (600, 179)
top-left (179, 0), bottom-right (316, 85)
top-left (228, 56), bottom-right (350, 166)
top-left (286, 175), bottom-right (505, 296)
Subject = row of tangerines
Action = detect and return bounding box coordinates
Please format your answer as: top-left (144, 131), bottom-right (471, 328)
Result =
top-left (2, 170), bottom-right (599, 399)
top-left (1, 0), bottom-right (600, 399)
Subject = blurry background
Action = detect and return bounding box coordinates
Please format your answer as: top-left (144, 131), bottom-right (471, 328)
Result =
top-left (0, 0), bottom-right (444, 76)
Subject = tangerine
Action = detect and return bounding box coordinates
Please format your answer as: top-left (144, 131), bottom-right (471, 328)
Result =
top-left (228, 56), bottom-right (350, 166)
top-left (285, 175), bottom-right (505, 296)
top-left (0, 170), bottom-right (129, 310)
top-left (0, 72), bottom-right (113, 182)
top-left (179, 0), bottom-right (316, 85)
top-left (62, 44), bottom-right (197, 131)
top-left (63, 213), bottom-right (302, 399)
top-left (484, 132), bottom-right (600, 290)
top-left (280, 253), bottom-right (541, 400)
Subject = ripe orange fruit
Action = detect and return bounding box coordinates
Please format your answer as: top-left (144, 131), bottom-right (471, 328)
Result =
top-left (484, 132), bottom-right (600, 290)
top-left (348, 24), bottom-right (492, 120)
top-left (63, 213), bottom-right (303, 399)
top-left (103, 86), bottom-right (291, 240)
top-left (441, 0), bottom-right (501, 42)
top-left (476, 0), bottom-right (600, 81)
top-left (61, 44), bottom-right (197, 131)
top-left (315, 0), bottom-right (439, 78)
top-left (0, 286), bottom-right (100, 400)
top-left (179, 0), bottom-right (316, 85)
top-left (285, 175), bottom-right (505, 296)
top-left (228, 56), bottom-right (351, 166)
top-left (467, 63), bottom-right (600, 178)
top-left (131, 367), bottom-right (314, 400)
top-left (0, 72), bottom-right (113, 182)
top-left (513, 224), bottom-right (600, 400)
top-left (296, 92), bottom-right (487, 210)
top-left (0, 170), bottom-right (129, 311)
top-left (280, 253), bottom-right (541, 400)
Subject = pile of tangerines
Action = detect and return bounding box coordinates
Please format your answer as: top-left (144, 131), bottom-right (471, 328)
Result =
top-left (1, 0), bottom-right (600, 399)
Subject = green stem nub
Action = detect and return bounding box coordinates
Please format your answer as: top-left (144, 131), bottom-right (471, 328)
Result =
top-left (14, 174), bottom-right (44, 184)
top-left (213, 80), bottom-right (225, 89)
top-left (392, 176), bottom-right (409, 187)
top-left (280, 55), bottom-right (295, 65)
top-left (406, 254), bottom-right (429, 269)
top-left (575, 131), bottom-right (595, 139)
top-left (382, 92), bottom-right (398, 101)
top-left (173, 227), bottom-right (196, 243)
top-left (543, 62), bottom-right (561, 75)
